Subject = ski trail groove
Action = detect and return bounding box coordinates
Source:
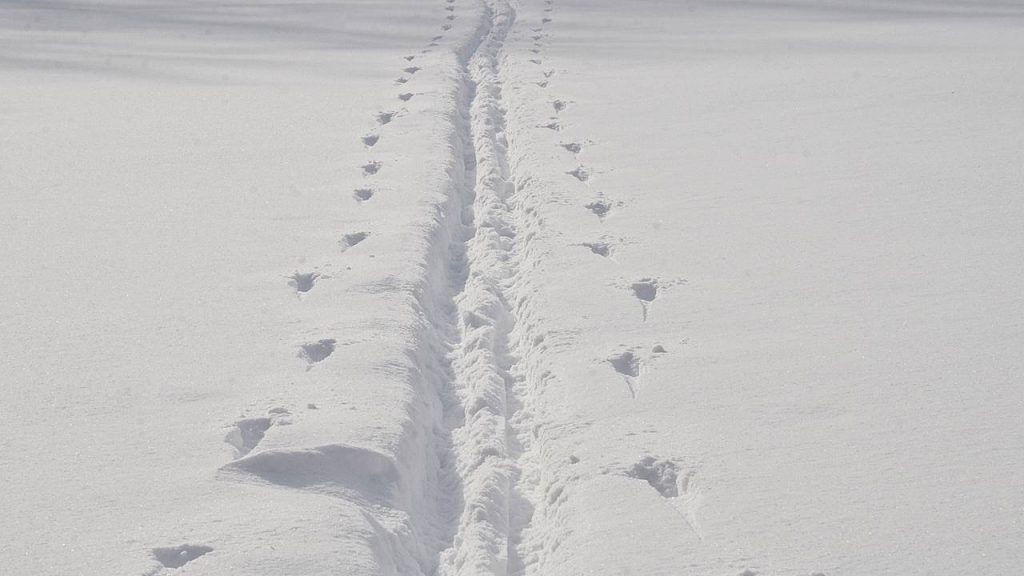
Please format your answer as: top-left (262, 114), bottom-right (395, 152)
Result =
top-left (435, 1), bottom-right (540, 574)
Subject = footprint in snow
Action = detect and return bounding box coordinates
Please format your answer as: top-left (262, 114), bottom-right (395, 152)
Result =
top-left (609, 349), bottom-right (640, 397)
top-left (562, 142), bottom-right (582, 154)
top-left (628, 277), bottom-right (685, 321)
top-left (224, 408), bottom-right (291, 458)
top-left (567, 166), bottom-right (589, 181)
top-left (627, 456), bottom-right (681, 497)
top-left (225, 416), bottom-right (271, 457)
top-left (398, 92), bottom-right (415, 101)
top-left (340, 231), bottom-right (369, 252)
top-left (362, 161), bottom-right (382, 175)
top-left (404, 55), bottom-right (415, 61)
top-left (403, 66), bottom-right (421, 75)
top-left (288, 271), bottom-right (320, 293)
top-left (299, 339), bottom-right (336, 367)
top-left (353, 188), bottom-right (374, 202)
top-left (585, 200), bottom-right (611, 220)
top-left (610, 350), bottom-right (640, 377)
top-left (151, 545), bottom-right (213, 570)
top-left (376, 111), bottom-right (397, 125)
top-left (362, 134), bottom-right (379, 147)
top-left (581, 241), bottom-right (612, 257)
top-left (631, 278), bottom-right (657, 320)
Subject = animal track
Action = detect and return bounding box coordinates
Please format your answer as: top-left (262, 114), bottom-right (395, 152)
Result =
top-left (552, 99), bottom-right (567, 112)
top-left (398, 92), bottom-right (415, 101)
top-left (628, 456), bottom-right (680, 498)
top-left (632, 278), bottom-right (657, 320)
top-left (362, 134), bottom-right (379, 147)
top-left (536, 80), bottom-right (549, 88)
top-left (632, 278), bottom-right (657, 302)
top-left (585, 200), bottom-right (611, 219)
top-left (529, 58), bottom-right (542, 65)
top-left (432, 35), bottom-right (443, 41)
top-left (540, 121), bottom-right (559, 130)
top-left (362, 161), bottom-right (382, 175)
top-left (288, 271), bottom-right (320, 293)
top-left (609, 350), bottom-right (640, 398)
top-left (225, 408), bottom-right (292, 457)
top-left (562, 142), bottom-right (582, 154)
top-left (610, 350), bottom-right (640, 378)
top-left (151, 545), bottom-right (213, 569)
top-left (353, 188), bottom-right (374, 202)
top-left (582, 242), bottom-right (611, 257)
top-left (403, 66), bottom-right (421, 75)
top-left (225, 417), bottom-right (271, 457)
top-left (340, 231), bottom-right (370, 251)
top-left (567, 166), bottom-right (589, 181)
top-left (376, 111), bottom-right (397, 125)
top-left (542, 17), bottom-right (552, 23)
top-left (442, 23), bottom-right (452, 31)
top-left (396, 76), bottom-right (410, 83)
top-left (404, 55), bottom-right (415, 61)
top-left (544, 70), bottom-right (555, 78)
top-left (299, 339), bottom-right (336, 366)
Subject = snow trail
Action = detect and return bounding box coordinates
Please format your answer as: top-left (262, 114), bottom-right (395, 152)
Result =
top-left (433, 1), bottom-right (542, 574)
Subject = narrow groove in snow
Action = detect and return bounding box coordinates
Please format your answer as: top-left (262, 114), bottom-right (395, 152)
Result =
top-left (432, 2), bottom-right (537, 575)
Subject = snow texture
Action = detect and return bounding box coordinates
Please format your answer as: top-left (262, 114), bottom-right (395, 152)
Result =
top-left (1, 0), bottom-right (1023, 575)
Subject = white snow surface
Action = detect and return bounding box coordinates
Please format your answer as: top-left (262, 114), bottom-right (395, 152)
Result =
top-left (2, 1), bottom-right (1023, 575)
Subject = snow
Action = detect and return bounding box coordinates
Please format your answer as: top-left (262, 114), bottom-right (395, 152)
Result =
top-left (2, 0), bottom-right (1023, 575)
